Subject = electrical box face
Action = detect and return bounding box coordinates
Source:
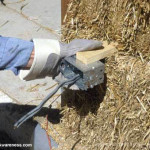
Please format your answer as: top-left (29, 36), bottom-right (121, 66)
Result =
top-left (60, 56), bottom-right (105, 90)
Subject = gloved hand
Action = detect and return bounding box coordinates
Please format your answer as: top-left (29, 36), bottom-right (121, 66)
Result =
top-left (19, 39), bottom-right (102, 81)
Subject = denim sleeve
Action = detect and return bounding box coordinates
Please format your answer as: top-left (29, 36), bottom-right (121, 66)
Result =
top-left (0, 36), bottom-right (34, 75)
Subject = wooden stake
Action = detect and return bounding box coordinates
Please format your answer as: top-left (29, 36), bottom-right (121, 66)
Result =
top-left (76, 42), bottom-right (117, 64)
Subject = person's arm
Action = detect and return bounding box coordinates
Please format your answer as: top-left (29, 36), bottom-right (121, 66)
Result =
top-left (0, 36), bottom-right (34, 75)
top-left (24, 49), bottom-right (35, 68)
top-left (0, 36), bottom-right (102, 80)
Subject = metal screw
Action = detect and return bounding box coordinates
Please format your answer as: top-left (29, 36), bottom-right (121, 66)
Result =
top-left (95, 82), bottom-right (98, 86)
top-left (90, 85), bottom-right (94, 88)
top-left (90, 76), bottom-right (93, 80)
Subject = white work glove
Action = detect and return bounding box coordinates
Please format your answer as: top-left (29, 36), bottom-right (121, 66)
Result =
top-left (19, 39), bottom-right (102, 81)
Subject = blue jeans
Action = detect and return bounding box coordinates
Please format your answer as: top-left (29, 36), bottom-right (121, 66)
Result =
top-left (31, 124), bottom-right (58, 150)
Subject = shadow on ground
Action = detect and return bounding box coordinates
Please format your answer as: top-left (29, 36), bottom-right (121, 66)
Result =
top-left (0, 103), bottom-right (62, 150)
top-left (61, 74), bottom-right (107, 116)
